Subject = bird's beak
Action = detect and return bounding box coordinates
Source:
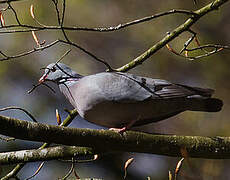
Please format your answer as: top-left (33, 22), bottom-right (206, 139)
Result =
top-left (39, 74), bottom-right (47, 84)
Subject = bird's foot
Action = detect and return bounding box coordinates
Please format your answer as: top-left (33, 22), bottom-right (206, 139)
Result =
top-left (109, 118), bottom-right (139, 133)
top-left (109, 127), bottom-right (127, 133)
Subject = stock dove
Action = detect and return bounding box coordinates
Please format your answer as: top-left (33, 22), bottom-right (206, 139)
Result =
top-left (39, 63), bottom-right (223, 131)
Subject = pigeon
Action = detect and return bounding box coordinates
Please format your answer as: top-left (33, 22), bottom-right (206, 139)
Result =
top-left (39, 63), bottom-right (223, 131)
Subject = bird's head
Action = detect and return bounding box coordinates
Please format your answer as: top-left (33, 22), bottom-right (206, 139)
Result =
top-left (39, 63), bottom-right (81, 84)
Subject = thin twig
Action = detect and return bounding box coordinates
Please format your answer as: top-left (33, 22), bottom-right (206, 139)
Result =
top-left (188, 47), bottom-right (224, 60)
top-left (0, 9), bottom-right (197, 34)
top-left (51, 0), bottom-right (70, 42)
top-left (61, 0), bottom-right (66, 26)
top-left (7, 2), bottom-right (21, 25)
top-left (25, 162), bottom-right (45, 180)
top-left (0, 50), bottom-right (8, 57)
top-left (59, 39), bottom-right (114, 71)
top-left (167, 43), bottom-right (226, 61)
top-left (52, 0), bottom-right (61, 25)
top-left (0, 40), bottom-right (59, 61)
top-left (58, 9), bottom-right (197, 33)
top-left (55, 48), bottom-right (72, 64)
top-left (27, 82), bottom-right (56, 94)
top-left (180, 29), bottom-right (197, 54)
top-left (186, 44), bottom-right (230, 51)
top-left (61, 158), bottom-right (75, 180)
top-left (166, 28), bottom-right (229, 60)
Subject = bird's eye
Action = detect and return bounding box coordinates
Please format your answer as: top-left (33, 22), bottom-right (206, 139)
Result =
top-left (51, 67), bottom-right (56, 72)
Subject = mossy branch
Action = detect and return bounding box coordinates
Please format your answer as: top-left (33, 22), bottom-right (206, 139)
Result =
top-left (1, 114), bottom-right (230, 163)
top-left (116, 0), bottom-right (229, 72)
top-left (0, 146), bottom-right (95, 165)
top-left (0, 109), bottom-right (78, 180)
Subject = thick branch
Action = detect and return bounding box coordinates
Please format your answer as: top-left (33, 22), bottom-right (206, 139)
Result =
top-left (116, 0), bottom-right (229, 72)
top-left (0, 114), bottom-right (230, 159)
top-left (0, 109), bottom-right (78, 180)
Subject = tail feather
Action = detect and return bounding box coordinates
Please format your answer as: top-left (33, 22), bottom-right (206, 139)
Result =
top-left (187, 98), bottom-right (223, 112)
top-left (177, 84), bottom-right (214, 97)
top-left (190, 87), bottom-right (214, 97)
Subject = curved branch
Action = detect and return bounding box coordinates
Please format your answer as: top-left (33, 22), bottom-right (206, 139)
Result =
top-left (0, 114), bottom-right (230, 159)
top-left (25, 162), bottom-right (45, 180)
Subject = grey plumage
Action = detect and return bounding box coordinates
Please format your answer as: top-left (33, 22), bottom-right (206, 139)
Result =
top-left (39, 63), bottom-right (223, 128)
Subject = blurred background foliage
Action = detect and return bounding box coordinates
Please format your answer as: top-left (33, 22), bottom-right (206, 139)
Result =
top-left (0, 0), bottom-right (229, 179)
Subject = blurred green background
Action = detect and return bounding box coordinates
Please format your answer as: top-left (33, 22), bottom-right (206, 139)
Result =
top-left (0, 0), bottom-right (230, 179)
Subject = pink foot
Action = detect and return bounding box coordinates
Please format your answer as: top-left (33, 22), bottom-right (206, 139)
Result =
top-left (109, 118), bottom-right (139, 133)
top-left (109, 127), bottom-right (127, 133)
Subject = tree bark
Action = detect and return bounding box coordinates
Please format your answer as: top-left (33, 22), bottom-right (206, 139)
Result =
top-left (0, 114), bottom-right (230, 160)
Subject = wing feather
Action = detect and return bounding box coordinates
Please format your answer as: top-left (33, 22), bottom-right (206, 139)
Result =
top-left (77, 72), bottom-right (213, 104)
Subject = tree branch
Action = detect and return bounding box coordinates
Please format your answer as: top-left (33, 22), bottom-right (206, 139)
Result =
top-left (116, 0), bottom-right (229, 72)
top-left (0, 0), bottom-right (228, 70)
top-left (0, 114), bottom-right (230, 160)
top-left (0, 146), bottom-right (95, 165)
top-left (0, 9), bottom-right (197, 34)
top-left (0, 109), bottom-right (78, 180)
top-left (0, 40), bottom-right (59, 61)
top-left (59, 39), bottom-right (114, 71)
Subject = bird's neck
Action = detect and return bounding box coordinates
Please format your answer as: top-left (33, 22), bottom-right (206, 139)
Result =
top-left (57, 74), bottom-right (83, 104)
top-left (58, 79), bottom-right (78, 107)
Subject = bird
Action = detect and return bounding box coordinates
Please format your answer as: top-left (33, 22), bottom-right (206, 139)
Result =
top-left (39, 63), bottom-right (223, 132)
